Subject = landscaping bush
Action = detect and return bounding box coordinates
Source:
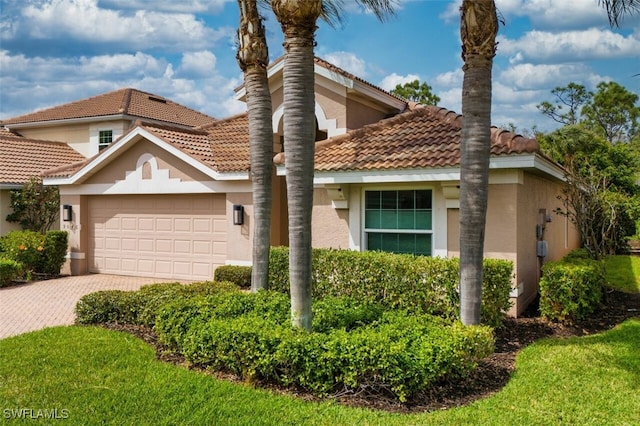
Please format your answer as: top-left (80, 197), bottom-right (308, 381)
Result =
top-left (0, 258), bottom-right (22, 287)
top-left (214, 265), bottom-right (252, 288)
top-left (156, 295), bottom-right (494, 402)
top-left (539, 256), bottom-right (605, 323)
top-left (268, 247), bottom-right (512, 327)
top-left (0, 230), bottom-right (69, 277)
top-left (41, 231), bottom-right (68, 275)
top-left (75, 280), bottom-right (241, 327)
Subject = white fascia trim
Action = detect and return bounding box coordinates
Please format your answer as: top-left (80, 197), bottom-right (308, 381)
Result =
top-left (0, 184), bottom-right (22, 190)
top-left (45, 127), bottom-right (249, 186)
top-left (57, 180), bottom-right (253, 196)
top-left (352, 80), bottom-right (406, 111)
top-left (490, 154), bottom-right (565, 181)
top-left (5, 114), bottom-right (125, 129)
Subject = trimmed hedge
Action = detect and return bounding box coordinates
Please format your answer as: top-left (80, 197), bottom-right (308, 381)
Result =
top-left (268, 247), bottom-right (513, 327)
top-left (154, 292), bottom-right (494, 402)
top-left (539, 252), bottom-right (604, 323)
top-left (75, 280), bottom-right (240, 327)
top-left (0, 258), bottom-right (22, 287)
top-left (214, 265), bottom-right (252, 288)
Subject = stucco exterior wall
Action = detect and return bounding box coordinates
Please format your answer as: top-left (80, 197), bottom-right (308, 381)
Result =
top-left (346, 98), bottom-right (390, 130)
top-left (0, 189), bottom-right (21, 235)
top-left (311, 188), bottom-right (351, 249)
top-left (225, 192), bottom-right (253, 265)
top-left (86, 139), bottom-right (212, 184)
top-left (59, 194), bottom-right (87, 275)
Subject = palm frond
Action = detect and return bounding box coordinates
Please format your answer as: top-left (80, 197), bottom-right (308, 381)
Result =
top-left (598, 0), bottom-right (640, 27)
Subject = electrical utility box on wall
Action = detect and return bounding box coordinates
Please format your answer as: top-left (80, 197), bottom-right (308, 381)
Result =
top-left (537, 240), bottom-right (548, 258)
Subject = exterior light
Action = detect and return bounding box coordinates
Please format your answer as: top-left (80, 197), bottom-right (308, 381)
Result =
top-left (233, 204), bottom-right (244, 226)
top-left (62, 205), bottom-right (73, 222)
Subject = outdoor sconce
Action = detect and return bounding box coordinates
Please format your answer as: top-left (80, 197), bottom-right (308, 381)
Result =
top-left (233, 204), bottom-right (244, 226)
top-left (62, 205), bottom-right (73, 222)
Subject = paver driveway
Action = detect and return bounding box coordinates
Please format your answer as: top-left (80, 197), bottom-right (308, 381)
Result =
top-left (0, 274), bottom-right (176, 339)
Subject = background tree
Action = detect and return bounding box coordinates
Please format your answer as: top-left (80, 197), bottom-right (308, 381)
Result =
top-left (390, 79), bottom-right (440, 105)
top-left (236, 0), bottom-right (274, 292)
top-left (536, 82), bottom-right (591, 126)
top-left (458, 0), bottom-right (499, 326)
top-left (6, 176), bottom-right (59, 233)
top-left (271, 0), bottom-right (394, 330)
top-left (581, 81), bottom-right (639, 143)
top-left (540, 126), bottom-right (640, 258)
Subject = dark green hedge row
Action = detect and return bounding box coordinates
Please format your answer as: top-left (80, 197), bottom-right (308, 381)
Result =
top-left (154, 291), bottom-right (494, 402)
top-left (214, 265), bottom-right (252, 288)
top-left (267, 247), bottom-right (513, 327)
top-left (0, 230), bottom-right (68, 277)
top-left (74, 280), bottom-right (239, 327)
top-left (539, 250), bottom-right (604, 323)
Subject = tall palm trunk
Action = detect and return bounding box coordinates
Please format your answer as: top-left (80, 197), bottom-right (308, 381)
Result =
top-left (236, 0), bottom-right (273, 292)
top-left (272, 0), bottom-right (322, 331)
top-left (459, 0), bottom-right (498, 325)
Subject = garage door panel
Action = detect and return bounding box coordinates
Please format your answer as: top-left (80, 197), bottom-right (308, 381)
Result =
top-left (88, 194), bottom-right (227, 280)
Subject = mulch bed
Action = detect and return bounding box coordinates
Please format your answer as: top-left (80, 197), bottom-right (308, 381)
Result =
top-left (103, 289), bottom-right (640, 414)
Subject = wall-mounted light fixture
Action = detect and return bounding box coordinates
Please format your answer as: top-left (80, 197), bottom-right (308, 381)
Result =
top-left (62, 204), bottom-right (73, 222)
top-left (233, 204), bottom-right (244, 226)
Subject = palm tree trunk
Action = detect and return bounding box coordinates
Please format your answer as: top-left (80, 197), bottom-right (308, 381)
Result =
top-left (236, 0), bottom-right (273, 292)
top-left (459, 0), bottom-right (498, 325)
top-left (272, 0), bottom-right (322, 331)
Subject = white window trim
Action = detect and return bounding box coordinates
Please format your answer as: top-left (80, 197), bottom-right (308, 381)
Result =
top-left (98, 129), bottom-right (114, 150)
top-left (352, 185), bottom-right (449, 257)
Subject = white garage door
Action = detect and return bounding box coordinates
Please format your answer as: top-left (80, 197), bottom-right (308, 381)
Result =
top-left (88, 194), bottom-right (227, 280)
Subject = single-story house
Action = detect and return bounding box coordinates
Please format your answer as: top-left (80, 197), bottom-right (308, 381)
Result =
top-left (1, 58), bottom-right (579, 315)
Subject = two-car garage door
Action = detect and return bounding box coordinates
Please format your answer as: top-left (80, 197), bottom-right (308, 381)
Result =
top-left (88, 194), bottom-right (227, 281)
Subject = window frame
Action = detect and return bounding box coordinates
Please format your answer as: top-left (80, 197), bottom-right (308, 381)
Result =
top-left (362, 188), bottom-right (434, 256)
top-left (98, 129), bottom-right (113, 150)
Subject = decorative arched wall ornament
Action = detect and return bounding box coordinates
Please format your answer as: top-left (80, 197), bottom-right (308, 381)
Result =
top-left (272, 102), bottom-right (345, 138)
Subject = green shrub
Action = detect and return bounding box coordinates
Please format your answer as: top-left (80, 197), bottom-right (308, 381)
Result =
top-left (0, 230), bottom-right (68, 276)
top-left (0, 258), bottom-right (22, 287)
top-left (75, 290), bottom-right (140, 324)
top-left (268, 247), bottom-right (512, 327)
top-left (0, 230), bottom-right (45, 275)
top-left (214, 265), bottom-right (252, 288)
top-left (158, 302), bottom-right (494, 402)
top-left (75, 280), bottom-right (241, 327)
top-left (539, 257), bottom-right (604, 323)
top-left (41, 231), bottom-right (68, 275)
top-left (312, 296), bottom-right (385, 333)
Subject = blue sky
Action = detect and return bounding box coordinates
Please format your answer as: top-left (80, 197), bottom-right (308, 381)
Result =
top-left (1, 0), bottom-right (638, 133)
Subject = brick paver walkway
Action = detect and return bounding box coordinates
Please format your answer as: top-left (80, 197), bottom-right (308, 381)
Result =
top-left (0, 274), bottom-right (172, 339)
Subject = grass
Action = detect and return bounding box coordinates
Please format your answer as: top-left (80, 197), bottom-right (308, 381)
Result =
top-left (1, 320), bottom-right (639, 425)
top-left (605, 255), bottom-right (640, 293)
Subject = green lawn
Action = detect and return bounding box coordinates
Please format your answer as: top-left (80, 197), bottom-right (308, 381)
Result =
top-left (1, 320), bottom-right (639, 425)
top-left (605, 255), bottom-right (640, 293)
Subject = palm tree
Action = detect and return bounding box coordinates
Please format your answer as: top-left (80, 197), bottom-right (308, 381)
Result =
top-left (271, 0), bottom-right (394, 330)
top-left (236, 0), bottom-right (273, 292)
top-left (458, 0), bottom-right (499, 325)
top-left (598, 0), bottom-right (639, 26)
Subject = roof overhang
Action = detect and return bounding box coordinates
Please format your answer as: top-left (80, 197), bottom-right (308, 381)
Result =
top-left (43, 126), bottom-right (249, 187)
top-left (0, 183), bottom-right (22, 190)
top-left (276, 153), bottom-right (565, 185)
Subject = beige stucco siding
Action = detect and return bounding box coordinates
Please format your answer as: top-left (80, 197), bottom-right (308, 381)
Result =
top-left (311, 188), bottom-right (350, 249)
top-left (0, 189), bottom-right (21, 235)
top-left (85, 139), bottom-right (212, 185)
top-left (225, 192), bottom-right (253, 265)
top-left (346, 98), bottom-right (390, 130)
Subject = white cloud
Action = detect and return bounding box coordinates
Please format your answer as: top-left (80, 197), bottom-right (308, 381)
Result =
top-left (0, 50), bottom-right (244, 120)
top-left (434, 68), bottom-right (463, 88)
top-left (498, 63), bottom-right (592, 90)
top-left (498, 28), bottom-right (640, 62)
top-left (10, 0), bottom-right (233, 51)
top-left (177, 51), bottom-right (218, 78)
top-left (496, 0), bottom-right (612, 29)
top-left (322, 51), bottom-right (368, 78)
top-left (378, 73), bottom-right (421, 91)
top-left (100, 0), bottom-right (231, 14)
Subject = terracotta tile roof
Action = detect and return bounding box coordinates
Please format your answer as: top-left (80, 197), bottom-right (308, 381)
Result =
top-left (0, 134), bottom-right (85, 185)
top-left (309, 105), bottom-right (539, 172)
top-left (42, 114), bottom-right (251, 179)
top-left (1, 88), bottom-right (216, 128)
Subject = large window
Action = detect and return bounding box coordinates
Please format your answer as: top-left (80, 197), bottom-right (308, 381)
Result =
top-left (364, 189), bottom-right (432, 256)
top-left (98, 130), bottom-right (113, 150)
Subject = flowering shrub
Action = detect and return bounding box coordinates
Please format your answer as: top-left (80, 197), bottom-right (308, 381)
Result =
top-left (0, 230), bottom-right (68, 277)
